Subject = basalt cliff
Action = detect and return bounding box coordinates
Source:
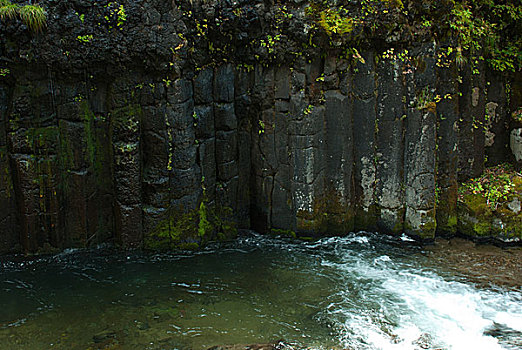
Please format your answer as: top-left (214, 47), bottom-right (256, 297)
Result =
top-left (1, 0), bottom-right (521, 253)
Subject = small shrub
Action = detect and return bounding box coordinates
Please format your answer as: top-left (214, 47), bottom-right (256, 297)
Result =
top-left (459, 164), bottom-right (518, 210)
top-left (416, 87), bottom-right (439, 112)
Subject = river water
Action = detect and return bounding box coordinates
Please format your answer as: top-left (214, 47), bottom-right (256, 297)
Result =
top-left (0, 232), bottom-right (521, 350)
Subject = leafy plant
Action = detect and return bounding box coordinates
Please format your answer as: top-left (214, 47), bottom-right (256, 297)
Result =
top-left (115, 4), bottom-right (126, 27)
top-left (459, 164), bottom-right (518, 210)
top-left (305, 0), bottom-right (403, 40)
top-left (512, 107), bottom-right (522, 123)
top-left (449, 0), bottom-right (522, 72)
top-left (303, 104), bottom-right (314, 115)
top-left (258, 120), bottom-right (265, 135)
top-left (416, 87), bottom-right (439, 111)
top-left (77, 34), bottom-right (93, 43)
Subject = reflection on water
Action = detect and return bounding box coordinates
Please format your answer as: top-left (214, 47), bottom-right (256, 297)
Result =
top-left (0, 232), bottom-right (521, 349)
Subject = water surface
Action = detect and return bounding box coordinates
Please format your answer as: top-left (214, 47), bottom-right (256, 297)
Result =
top-left (0, 232), bottom-right (521, 349)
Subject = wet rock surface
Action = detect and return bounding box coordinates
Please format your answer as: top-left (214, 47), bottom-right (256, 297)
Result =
top-left (423, 238), bottom-right (522, 289)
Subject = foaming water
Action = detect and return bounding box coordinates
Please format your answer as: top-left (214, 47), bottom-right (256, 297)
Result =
top-left (316, 237), bottom-right (522, 350)
top-left (0, 232), bottom-right (520, 349)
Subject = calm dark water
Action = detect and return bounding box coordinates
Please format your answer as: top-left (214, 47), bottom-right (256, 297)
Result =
top-left (0, 232), bottom-right (521, 349)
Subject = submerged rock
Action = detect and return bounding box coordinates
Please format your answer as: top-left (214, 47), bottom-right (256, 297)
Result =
top-left (424, 237), bottom-right (522, 288)
top-left (92, 330), bottom-right (117, 343)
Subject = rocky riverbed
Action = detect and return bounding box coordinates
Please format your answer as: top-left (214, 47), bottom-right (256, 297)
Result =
top-left (422, 238), bottom-right (522, 290)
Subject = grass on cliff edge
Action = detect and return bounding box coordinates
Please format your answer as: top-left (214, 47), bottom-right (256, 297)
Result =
top-left (458, 163), bottom-right (521, 210)
top-left (0, 0), bottom-right (46, 32)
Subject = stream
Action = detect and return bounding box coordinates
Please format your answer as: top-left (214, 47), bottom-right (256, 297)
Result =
top-left (0, 232), bottom-right (521, 349)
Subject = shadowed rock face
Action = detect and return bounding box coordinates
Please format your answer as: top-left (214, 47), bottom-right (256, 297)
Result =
top-left (0, 0), bottom-right (520, 253)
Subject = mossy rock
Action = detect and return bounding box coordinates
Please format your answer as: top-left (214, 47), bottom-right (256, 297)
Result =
top-left (376, 207), bottom-right (405, 235)
top-left (457, 195), bottom-right (522, 241)
top-left (144, 201), bottom-right (238, 250)
top-left (297, 236), bottom-right (316, 242)
top-left (270, 228), bottom-right (297, 239)
top-left (457, 164), bottom-right (522, 242)
top-left (296, 189), bottom-right (355, 236)
top-left (25, 127), bottom-right (59, 149)
top-left (419, 219), bottom-right (437, 239)
top-left (403, 209), bottom-right (436, 239)
top-left (176, 242), bottom-right (200, 251)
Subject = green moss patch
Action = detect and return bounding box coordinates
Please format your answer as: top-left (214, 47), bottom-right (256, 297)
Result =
top-left (144, 199), bottom-right (238, 251)
top-left (458, 164), bottom-right (522, 241)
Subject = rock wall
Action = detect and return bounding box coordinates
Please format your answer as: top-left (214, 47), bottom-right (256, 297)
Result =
top-left (1, 0), bottom-right (520, 253)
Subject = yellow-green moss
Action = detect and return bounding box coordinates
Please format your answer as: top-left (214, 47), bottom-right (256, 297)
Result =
top-left (176, 242), bottom-right (200, 250)
top-left (305, 4), bottom-right (354, 38)
top-left (79, 101), bottom-right (97, 165)
top-left (25, 126), bottom-right (59, 149)
top-left (419, 219), bottom-right (436, 239)
top-left (473, 221), bottom-right (491, 236)
top-left (457, 164), bottom-right (522, 240)
top-left (459, 164), bottom-right (517, 210)
top-left (198, 200), bottom-right (213, 237)
top-left (317, 9), bottom-right (354, 36)
top-left (447, 215), bottom-right (457, 230)
top-left (144, 201), bottom-right (237, 251)
top-left (402, 209), bottom-right (436, 239)
top-left (462, 193), bottom-right (491, 216)
top-left (77, 101), bottom-right (112, 188)
top-left (436, 209), bottom-right (458, 235)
